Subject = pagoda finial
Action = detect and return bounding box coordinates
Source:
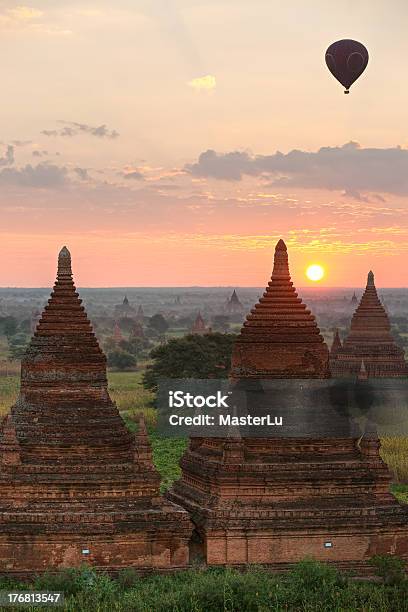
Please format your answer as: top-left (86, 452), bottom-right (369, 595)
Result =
top-left (272, 239), bottom-right (290, 280)
top-left (367, 271), bottom-right (375, 288)
top-left (57, 246), bottom-right (72, 277)
top-left (276, 238), bottom-right (287, 252)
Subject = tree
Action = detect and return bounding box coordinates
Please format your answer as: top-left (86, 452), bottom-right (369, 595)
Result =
top-left (1, 316), bottom-right (17, 337)
top-left (8, 333), bottom-right (29, 360)
top-left (118, 317), bottom-right (135, 333)
top-left (118, 337), bottom-right (151, 357)
top-left (19, 319), bottom-right (32, 334)
top-left (143, 333), bottom-right (237, 391)
top-left (148, 314), bottom-right (169, 336)
top-left (212, 315), bottom-right (230, 333)
top-left (107, 350), bottom-right (137, 371)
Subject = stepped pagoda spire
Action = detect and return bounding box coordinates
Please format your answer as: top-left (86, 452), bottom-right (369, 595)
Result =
top-left (231, 239), bottom-right (329, 378)
top-left (0, 247), bottom-right (192, 574)
top-left (330, 271), bottom-right (408, 378)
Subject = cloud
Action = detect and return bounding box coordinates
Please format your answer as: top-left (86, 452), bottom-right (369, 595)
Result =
top-left (188, 75), bottom-right (216, 92)
top-left (73, 167), bottom-right (88, 180)
top-left (32, 150), bottom-right (48, 157)
top-left (0, 163), bottom-right (67, 188)
top-left (123, 170), bottom-right (144, 180)
top-left (0, 6), bottom-right (71, 35)
top-left (41, 121), bottom-right (119, 139)
top-left (186, 142), bottom-right (408, 196)
top-left (0, 145), bottom-right (14, 167)
top-left (7, 7), bottom-right (43, 21)
top-left (11, 140), bottom-right (31, 147)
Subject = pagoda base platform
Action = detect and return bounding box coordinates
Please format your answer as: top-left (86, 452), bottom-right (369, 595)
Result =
top-left (190, 526), bottom-right (408, 569)
top-left (0, 506), bottom-right (192, 575)
top-left (167, 490), bottom-right (408, 571)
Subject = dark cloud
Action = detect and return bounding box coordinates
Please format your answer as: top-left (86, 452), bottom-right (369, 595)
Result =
top-left (123, 170), bottom-right (144, 180)
top-left (32, 150), bottom-right (48, 157)
top-left (74, 167), bottom-right (89, 180)
top-left (186, 142), bottom-right (408, 196)
top-left (11, 140), bottom-right (31, 147)
top-left (0, 163), bottom-right (67, 188)
top-left (42, 121), bottom-right (119, 139)
top-left (0, 145), bottom-right (14, 167)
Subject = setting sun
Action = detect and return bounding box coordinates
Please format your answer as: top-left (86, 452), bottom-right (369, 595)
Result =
top-left (306, 264), bottom-right (325, 282)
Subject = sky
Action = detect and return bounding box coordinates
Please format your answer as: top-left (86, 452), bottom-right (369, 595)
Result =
top-left (1, 0), bottom-right (408, 287)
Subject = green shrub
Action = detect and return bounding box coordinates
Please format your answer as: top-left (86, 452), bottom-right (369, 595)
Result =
top-left (117, 568), bottom-right (139, 589)
top-left (370, 554), bottom-right (406, 585)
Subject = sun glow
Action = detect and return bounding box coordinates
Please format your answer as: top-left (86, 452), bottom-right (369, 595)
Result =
top-left (306, 264), bottom-right (325, 282)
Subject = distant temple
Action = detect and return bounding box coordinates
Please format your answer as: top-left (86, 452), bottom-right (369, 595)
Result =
top-left (114, 295), bottom-right (136, 318)
top-left (329, 328), bottom-right (342, 358)
top-left (351, 292), bottom-right (358, 306)
top-left (135, 305), bottom-right (145, 323)
top-left (130, 321), bottom-right (144, 340)
top-left (191, 312), bottom-right (209, 335)
top-left (0, 247), bottom-right (192, 573)
top-left (330, 271), bottom-right (408, 378)
top-left (167, 240), bottom-right (408, 570)
top-left (226, 289), bottom-right (244, 314)
top-left (113, 321), bottom-right (123, 343)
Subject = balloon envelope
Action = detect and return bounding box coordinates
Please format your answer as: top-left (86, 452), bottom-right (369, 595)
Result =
top-left (325, 39), bottom-right (369, 92)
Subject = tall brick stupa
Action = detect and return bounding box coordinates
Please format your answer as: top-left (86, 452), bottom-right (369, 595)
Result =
top-left (330, 271), bottom-right (408, 378)
top-left (167, 240), bottom-right (408, 570)
top-left (0, 247), bottom-right (192, 575)
top-left (231, 239), bottom-right (329, 379)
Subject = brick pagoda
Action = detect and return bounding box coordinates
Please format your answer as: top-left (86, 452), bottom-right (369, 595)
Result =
top-left (330, 271), bottom-right (408, 378)
top-left (167, 240), bottom-right (408, 570)
top-left (231, 239), bottom-right (329, 379)
top-left (0, 247), bottom-right (192, 575)
top-left (191, 312), bottom-right (209, 335)
top-left (226, 289), bottom-right (244, 314)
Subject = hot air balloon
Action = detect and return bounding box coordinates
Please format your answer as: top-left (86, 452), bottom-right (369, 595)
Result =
top-left (325, 39), bottom-right (369, 94)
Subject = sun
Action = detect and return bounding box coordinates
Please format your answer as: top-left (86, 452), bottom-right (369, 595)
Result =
top-left (306, 264), bottom-right (325, 282)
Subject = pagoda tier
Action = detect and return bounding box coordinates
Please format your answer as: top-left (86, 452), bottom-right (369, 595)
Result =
top-left (167, 240), bottom-right (408, 571)
top-left (231, 240), bottom-right (329, 379)
top-left (330, 272), bottom-right (408, 378)
top-left (0, 247), bottom-right (192, 576)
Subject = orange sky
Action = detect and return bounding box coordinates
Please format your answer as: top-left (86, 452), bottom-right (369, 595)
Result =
top-left (0, 1), bottom-right (408, 287)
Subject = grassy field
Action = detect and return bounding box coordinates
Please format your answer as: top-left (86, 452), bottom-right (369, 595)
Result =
top-left (1, 558), bottom-right (408, 611)
top-left (0, 374), bottom-right (19, 415)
